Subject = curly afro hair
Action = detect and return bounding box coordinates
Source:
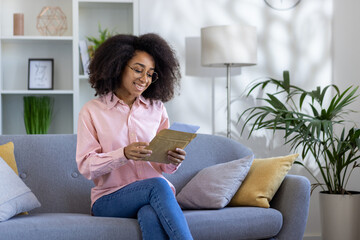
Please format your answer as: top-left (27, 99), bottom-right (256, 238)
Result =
top-left (88, 33), bottom-right (181, 102)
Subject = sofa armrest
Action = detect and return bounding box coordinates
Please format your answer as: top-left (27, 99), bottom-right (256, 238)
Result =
top-left (270, 175), bottom-right (310, 240)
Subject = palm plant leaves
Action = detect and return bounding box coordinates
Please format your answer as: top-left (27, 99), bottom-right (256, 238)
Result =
top-left (239, 71), bottom-right (360, 194)
top-left (86, 24), bottom-right (117, 52)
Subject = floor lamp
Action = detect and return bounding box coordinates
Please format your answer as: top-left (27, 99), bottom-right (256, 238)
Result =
top-left (201, 24), bottom-right (257, 138)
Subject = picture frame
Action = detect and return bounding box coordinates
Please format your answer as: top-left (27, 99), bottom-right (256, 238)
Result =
top-left (28, 58), bottom-right (54, 90)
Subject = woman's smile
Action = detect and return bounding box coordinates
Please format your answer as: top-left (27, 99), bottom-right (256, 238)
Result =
top-left (133, 80), bottom-right (148, 91)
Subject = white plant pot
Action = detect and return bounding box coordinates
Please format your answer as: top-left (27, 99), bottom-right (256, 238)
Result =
top-left (319, 191), bottom-right (360, 240)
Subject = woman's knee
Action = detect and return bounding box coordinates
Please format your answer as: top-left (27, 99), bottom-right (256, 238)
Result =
top-left (147, 177), bottom-right (173, 195)
top-left (147, 177), bottom-right (169, 187)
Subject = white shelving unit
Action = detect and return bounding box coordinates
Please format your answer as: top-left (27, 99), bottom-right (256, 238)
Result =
top-left (0, 0), bottom-right (138, 134)
top-left (73, 0), bottom-right (139, 132)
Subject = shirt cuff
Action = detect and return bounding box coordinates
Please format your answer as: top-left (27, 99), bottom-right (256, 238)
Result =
top-left (163, 162), bottom-right (180, 173)
top-left (108, 147), bottom-right (128, 165)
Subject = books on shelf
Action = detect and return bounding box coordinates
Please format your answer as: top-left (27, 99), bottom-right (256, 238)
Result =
top-left (79, 40), bottom-right (90, 75)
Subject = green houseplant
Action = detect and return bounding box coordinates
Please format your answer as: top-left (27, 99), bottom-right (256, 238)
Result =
top-left (239, 71), bottom-right (360, 239)
top-left (240, 71), bottom-right (360, 193)
top-left (23, 96), bottom-right (53, 134)
top-left (86, 24), bottom-right (117, 58)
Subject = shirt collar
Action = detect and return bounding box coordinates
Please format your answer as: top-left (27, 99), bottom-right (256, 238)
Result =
top-left (103, 93), bottom-right (150, 109)
top-left (138, 95), bottom-right (151, 107)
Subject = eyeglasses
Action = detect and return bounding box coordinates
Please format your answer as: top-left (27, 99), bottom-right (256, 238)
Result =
top-left (127, 65), bottom-right (158, 83)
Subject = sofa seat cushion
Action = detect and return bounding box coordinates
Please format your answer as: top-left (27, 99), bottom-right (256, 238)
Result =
top-left (1, 208), bottom-right (282, 240)
top-left (184, 207), bottom-right (283, 240)
top-left (0, 213), bottom-right (142, 240)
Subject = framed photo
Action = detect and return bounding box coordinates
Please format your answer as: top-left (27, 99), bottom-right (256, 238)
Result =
top-left (28, 59), bottom-right (54, 90)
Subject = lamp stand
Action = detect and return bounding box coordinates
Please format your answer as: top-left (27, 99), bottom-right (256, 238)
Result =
top-left (201, 24), bottom-right (257, 138)
top-left (226, 64), bottom-right (241, 138)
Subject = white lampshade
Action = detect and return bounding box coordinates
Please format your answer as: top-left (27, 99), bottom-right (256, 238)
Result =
top-left (185, 37), bottom-right (242, 77)
top-left (201, 24), bottom-right (257, 67)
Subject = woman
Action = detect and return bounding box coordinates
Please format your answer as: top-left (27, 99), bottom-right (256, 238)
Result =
top-left (76, 33), bottom-right (193, 240)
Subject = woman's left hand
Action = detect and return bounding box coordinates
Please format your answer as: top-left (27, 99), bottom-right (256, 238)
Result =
top-left (167, 148), bottom-right (186, 165)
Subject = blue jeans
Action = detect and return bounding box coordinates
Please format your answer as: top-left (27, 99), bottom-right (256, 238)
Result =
top-left (92, 177), bottom-right (193, 240)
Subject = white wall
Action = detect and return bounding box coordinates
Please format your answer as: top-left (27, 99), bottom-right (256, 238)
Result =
top-left (332, 2), bottom-right (360, 240)
top-left (138, 0), bottom-right (359, 239)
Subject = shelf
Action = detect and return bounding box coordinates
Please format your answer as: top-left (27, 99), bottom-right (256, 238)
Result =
top-left (79, 0), bottom-right (134, 3)
top-left (79, 74), bottom-right (89, 80)
top-left (0, 0), bottom-right (137, 135)
top-left (1, 40), bottom-right (73, 91)
top-left (1, 36), bottom-right (73, 43)
top-left (0, 90), bottom-right (74, 95)
top-left (78, 1), bottom-right (134, 40)
top-left (0, 0), bottom-right (73, 37)
top-left (2, 94), bottom-right (73, 135)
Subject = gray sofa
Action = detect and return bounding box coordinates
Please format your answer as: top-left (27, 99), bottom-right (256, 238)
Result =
top-left (0, 134), bottom-right (310, 240)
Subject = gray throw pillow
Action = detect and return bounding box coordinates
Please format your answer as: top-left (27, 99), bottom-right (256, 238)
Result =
top-left (176, 155), bottom-right (254, 209)
top-left (0, 157), bottom-right (41, 221)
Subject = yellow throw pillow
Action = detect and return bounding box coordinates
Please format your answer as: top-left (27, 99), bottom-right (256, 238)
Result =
top-left (0, 142), bottom-right (29, 215)
top-left (0, 142), bottom-right (18, 174)
top-left (228, 153), bottom-right (299, 208)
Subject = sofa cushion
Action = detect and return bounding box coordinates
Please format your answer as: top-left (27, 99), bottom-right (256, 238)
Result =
top-left (0, 157), bottom-right (41, 222)
top-left (0, 142), bottom-right (29, 216)
top-left (0, 213), bottom-right (142, 240)
top-left (165, 134), bottom-right (253, 193)
top-left (0, 142), bottom-right (18, 174)
top-left (1, 209), bottom-right (281, 240)
top-left (176, 155), bottom-right (254, 209)
top-left (229, 154), bottom-right (298, 208)
top-left (0, 134), bottom-right (94, 215)
top-left (184, 207), bottom-right (283, 240)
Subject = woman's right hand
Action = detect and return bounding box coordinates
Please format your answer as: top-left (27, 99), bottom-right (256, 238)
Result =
top-left (124, 142), bottom-right (152, 161)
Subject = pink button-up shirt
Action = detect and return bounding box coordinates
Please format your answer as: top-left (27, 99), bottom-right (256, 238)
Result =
top-left (76, 93), bottom-right (179, 207)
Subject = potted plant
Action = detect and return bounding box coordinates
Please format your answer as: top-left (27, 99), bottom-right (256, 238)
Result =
top-left (23, 96), bottom-right (53, 134)
top-left (86, 24), bottom-right (117, 58)
top-left (239, 71), bottom-right (360, 240)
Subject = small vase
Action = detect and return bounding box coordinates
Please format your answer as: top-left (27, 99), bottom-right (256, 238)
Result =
top-left (13, 13), bottom-right (24, 36)
top-left (319, 191), bottom-right (360, 240)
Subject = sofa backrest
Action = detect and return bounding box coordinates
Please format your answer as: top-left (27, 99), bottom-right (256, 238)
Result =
top-left (0, 134), bottom-right (93, 214)
top-left (0, 133), bottom-right (252, 214)
top-left (164, 134), bottom-right (253, 193)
